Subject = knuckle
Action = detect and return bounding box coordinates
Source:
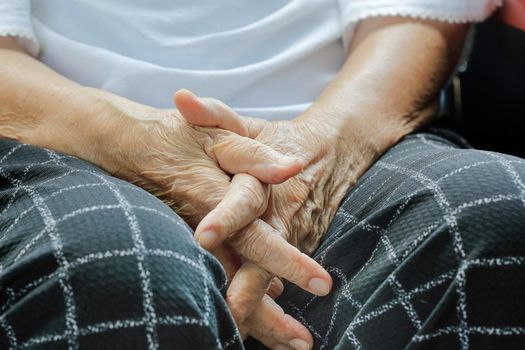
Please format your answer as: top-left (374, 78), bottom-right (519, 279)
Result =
top-left (247, 142), bottom-right (265, 162)
top-left (215, 135), bottom-right (254, 163)
top-left (238, 231), bottom-right (273, 264)
top-left (248, 237), bottom-right (273, 264)
top-left (281, 250), bottom-right (306, 282)
top-left (209, 134), bottom-right (235, 155)
top-left (262, 313), bottom-right (286, 339)
top-left (226, 292), bottom-right (254, 322)
top-left (260, 323), bottom-right (276, 340)
top-left (216, 206), bottom-right (241, 234)
top-left (246, 141), bottom-right (276, 166)
top-left (238, 179), bottom-right (267, 215)
top-left (250, 265), bottom-right (274, 288)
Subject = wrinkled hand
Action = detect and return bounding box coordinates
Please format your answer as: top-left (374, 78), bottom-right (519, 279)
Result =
top-left (106, 93), bottom-right (297, 227)
top-left (179, 92), bottom-right (378, 348)
top-left (171, 91), bottom-right (342, 349)
top-left (104, 90), bottom-right (331, 349)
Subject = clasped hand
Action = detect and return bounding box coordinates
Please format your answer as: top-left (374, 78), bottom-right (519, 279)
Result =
top-left (112, 89), bottom-right (363, 350)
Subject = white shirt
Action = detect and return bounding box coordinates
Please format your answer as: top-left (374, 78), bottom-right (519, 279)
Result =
top-left (0, 0), bottom-right (500, 120)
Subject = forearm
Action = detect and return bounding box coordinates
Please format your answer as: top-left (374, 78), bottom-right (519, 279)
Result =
top-left (297, 17), bottom-right (469, 158)
top-left (0, 37), bottom-right (134, 171)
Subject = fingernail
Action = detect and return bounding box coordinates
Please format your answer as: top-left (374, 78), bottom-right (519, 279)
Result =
top-left (289, 338), bottom-right (311, 350)
top-left (197, 231), bottom-right (216, 248)
top-left (308, 277), bottom-right (330, 296)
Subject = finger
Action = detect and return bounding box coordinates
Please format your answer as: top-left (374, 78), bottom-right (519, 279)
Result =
top-left (228, 220), bottom-right (333, 297)
top-left (174, 88), bottom-right (266, 138)
top-left (174, 89), bottom-right (249, 137)
top-left (245, 295), bottom-right (313, 350)
top-left (268, 277), bottom-right (285, 299)
top-left (210, 133), bottom-right (305, 184)
top-left (195, 173), bottom-right (269, 250)
top-left (241, 115), bottom-right (267, 139)
top-left (175, 89), bottom-right (305, 183)
top-left (211, 244), bottom-right (241, 284)
top-left (226, 261), bottom-right (274, 325)
top-left (238, 324), bottom-right (250, 342)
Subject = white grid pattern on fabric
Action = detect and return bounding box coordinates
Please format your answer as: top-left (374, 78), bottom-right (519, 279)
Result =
top-left (0, 144), bottom-right (226, 350)
top-left (0, 152), bottom-right (81, 349)
top-left (284, 135), bottom-right (525, 350)
top-left (2, 135), bottom-right (525, 349)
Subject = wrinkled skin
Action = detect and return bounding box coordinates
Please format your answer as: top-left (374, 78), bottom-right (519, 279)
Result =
top-left (0, 17), bottom-right (469, 349)
top-left (242, 119), bottom-right (367, 255)
top-left (179, 92), bottom-right (379, 348)
top-left (93, 90), bottom-right (331, 350)
top-left (0, 38), bottom-right (323, 349)
top-left (107, 101), bottom-right (297, 227)
top-left (224, 118), bottom-right (362, 255)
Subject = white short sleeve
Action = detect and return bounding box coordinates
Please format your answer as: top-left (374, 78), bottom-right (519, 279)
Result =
top-left (339, 0), bottom-right (504, 49)
top-left (0, 0), bottom-right (39, 56)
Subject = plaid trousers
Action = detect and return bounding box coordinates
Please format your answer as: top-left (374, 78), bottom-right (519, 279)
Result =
top-left (1, 130), bottom-right (524, 350)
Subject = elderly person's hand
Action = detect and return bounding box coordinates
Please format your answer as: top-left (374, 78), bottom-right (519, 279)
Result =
top-left (170, 90), bottom-right (335, 350)
top-left (1, 39), bottom-right (327, 349)
top-left (176, 93), bottom-right (369, 347)
top-left (91, 89), bottom-right (303, 227)
top-left (178, 17), bottom-right (468, 347)
top-left (92, 90), bottom-right (333, 350)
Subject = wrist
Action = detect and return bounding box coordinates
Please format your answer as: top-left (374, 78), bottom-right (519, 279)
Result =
top-left (294, 97), bottom-right (435, 167)
top-left (31, 86), bottom-right (140, 174)
top-left (293, 110), bottom-right (390, 170)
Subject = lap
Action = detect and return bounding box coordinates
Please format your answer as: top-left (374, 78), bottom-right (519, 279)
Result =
top-left (4, 132), bottom-right (524, 349)
top-left (0, 139), bottom-right (240, 349)
top-left (268, 130), bottom-right (525, 350)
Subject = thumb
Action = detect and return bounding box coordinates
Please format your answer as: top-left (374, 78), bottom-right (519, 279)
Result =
top-left (174, 89), bottom-right (306, 184)
top-left (174, 89), bottom-right (249, 137)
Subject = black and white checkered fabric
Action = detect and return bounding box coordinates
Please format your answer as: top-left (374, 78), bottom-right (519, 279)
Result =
top-left (1, 130), bottom-right (525, 350)
top-left (249, 131), bottom-right (525, 350)
top-left (0, 138), bottom-right (240, 350)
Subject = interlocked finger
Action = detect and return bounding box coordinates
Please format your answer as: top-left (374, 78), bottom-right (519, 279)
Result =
top-left (228, 220), bottom-right (332, 297)
top-left (174, 89), bottom-right (249, 136)
top-left (244, 295), bottom-right (313, 350)
top-left (226, 261), bottom-right (274, 325)
top-left (195, 173), bottom-right (269, 250)
top-left (175, 88), bottom-right (305, 184)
